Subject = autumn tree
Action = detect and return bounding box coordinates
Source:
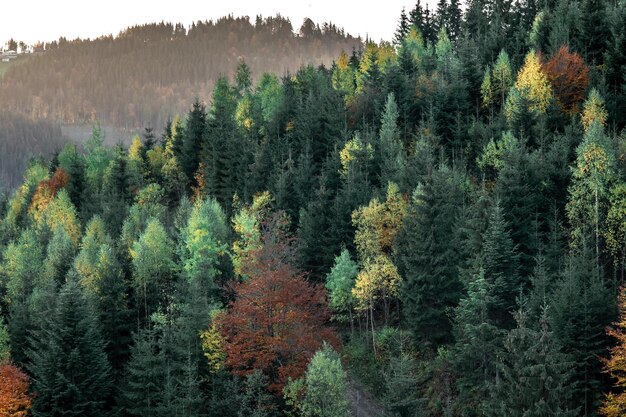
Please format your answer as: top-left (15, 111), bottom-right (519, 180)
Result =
top-left (543, 46), bottom-right (589, 115)
top-left (352, 183), bottom-right (406, 334)
top-left (582, 88), bottom-right (608, 132)
top-left (566, 120), bottom-right (616, 266)
top-left (0, 364), bottom-right (32, 417)
top-left (601, 287), bottom-right (626, 417)
top-left (217, 212), bottom-right (338, 393)
top-left (231, 191), bottom-right (272, 278)
top-left (513, 50), bottom-right (553, 114)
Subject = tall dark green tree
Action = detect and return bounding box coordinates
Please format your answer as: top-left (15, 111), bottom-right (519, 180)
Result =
top-left (398, 166), bottom-right (466, 346)
top-left (180, 99), bottom-right (206, 186)
top-left (28, 278), bottom-right (113, 417)
top-left (481, 202), bottom-right (520, 328)
top-left (452, 269), bottom-right (504, 415)
top-left (550, 248), bottom-right (616, 416)
top-left (486, 306), bottom-right (578, 417)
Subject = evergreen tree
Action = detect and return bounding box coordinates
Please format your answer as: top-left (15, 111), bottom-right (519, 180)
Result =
top-left (28, 279), bottom-right (113, 417)
top-left (452, 269), bottom-right (504, 415)
top-left (551, 248), bottom-right (616, 415)
top-left (398, 166), bottom-right (466, 346)
top-left (238, 370), bottom-right (275, 417)
top-left (486, 306), bottom-right (578, 417)
top-left (394, 8), bottom-right (410, 45)
top-left (481, 202), bottom-right (520, 328)
top-left (378, 93), bottom-right (405, 191)
top-left (180, 99), bottom-right (206, 186)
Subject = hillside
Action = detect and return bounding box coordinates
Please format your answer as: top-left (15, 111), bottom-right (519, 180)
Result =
top-left (3, 1), bottom-right (626, 416)
top-left (0, 15), bottom-right (361, 129)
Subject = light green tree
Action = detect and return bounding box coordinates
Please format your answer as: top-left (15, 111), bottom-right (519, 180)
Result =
top-left (284, 344), bottom-right (350, 417)
top-left (325, 249), bottom-right (358, 328)
top-left (131, 218), bottom-right (175, 323)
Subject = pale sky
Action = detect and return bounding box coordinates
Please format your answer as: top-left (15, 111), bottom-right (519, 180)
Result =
top-left (1, 0), bottom-right (438, 46)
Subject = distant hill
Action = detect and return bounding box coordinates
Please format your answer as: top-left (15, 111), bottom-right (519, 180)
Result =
top-left (0, 15), bottom-right (362, 129)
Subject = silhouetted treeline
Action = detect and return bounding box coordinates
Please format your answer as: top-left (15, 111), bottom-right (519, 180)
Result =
top-left (0, 15), bottom-right (361, 129)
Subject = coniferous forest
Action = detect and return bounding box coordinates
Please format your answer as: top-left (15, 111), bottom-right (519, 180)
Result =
top-left (3, 0), bottom-right (626, 416)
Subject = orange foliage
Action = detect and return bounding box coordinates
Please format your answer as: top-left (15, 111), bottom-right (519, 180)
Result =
top-left (542, 46), bottom-right (589, 115)
top-left (217, 213), bottom-right (339, 394)
top-left (29, 167), bottom-right (69, 216)
top-left (601, 288), bottom-right (626, 416)
top-left (0, 364), bottom-right (32, 417)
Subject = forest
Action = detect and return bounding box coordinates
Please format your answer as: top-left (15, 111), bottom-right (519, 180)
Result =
top-left (0, 15), bottom-right (361, 129)
top-left (2, 0), bottom-right (626, 416)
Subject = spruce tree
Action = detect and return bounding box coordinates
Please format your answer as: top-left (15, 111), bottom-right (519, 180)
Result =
top-left (28, 278), bottom-right (113, 417)
top-left (452, 269), bottom-right (504, 415)
top-left (378, 93), bottom-right (405, 191)
top-left (180, 99), bottom-right (207, 186)
top-left (550, 248), bottom-right (616, 415)
top-left (481, 202), bottom-right (520, 327)
top-left (486, 306), bottom-right (578, 417)
top-left (398, 166), bottom-right (466, 346)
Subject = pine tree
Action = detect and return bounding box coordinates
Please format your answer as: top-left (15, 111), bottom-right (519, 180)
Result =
top-left (28, 279), bottom-right (113, 417)
top-left (123, 326), bottom-right (166, 417)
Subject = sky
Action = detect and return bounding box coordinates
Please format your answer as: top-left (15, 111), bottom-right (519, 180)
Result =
top-left (1, 0), bottom-right (437, 46)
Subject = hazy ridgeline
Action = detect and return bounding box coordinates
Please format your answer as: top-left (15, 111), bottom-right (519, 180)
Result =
top-left (0, 15), bottom-right (361, 129)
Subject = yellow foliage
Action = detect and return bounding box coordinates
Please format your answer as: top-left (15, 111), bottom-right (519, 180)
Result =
top-left (128, 136), bottom-right (143, 162)
top-left (351, 183), bottom-right (406, 309)
top-left (339, 134), bottom-right (372, 177)
top-left (38, 190), bottom-right (81, 247)
top-left (232, 191), bottom-right (272, 277)
top-left (514, 50), bottom-right (553, 114)
top-left (352, 255), bottom-right (401, 310)
top-left (600, 288), bottom-right (626, 416)
top-left (200, 321), bottom-right (226, 373)
top-left (578, 142), bottom-right (611, 176)
top-left (582, 89), bottom-right (608, 132)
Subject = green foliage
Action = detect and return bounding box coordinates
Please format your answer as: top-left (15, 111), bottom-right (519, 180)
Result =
top-left (131, 218), bottom-right (175, 322)
top-left (325, 249), bottom-right (358, 323)
top-left (179, 197), bottom-right (228, 296)
top-left (284, 344), bottom-right (349, 417)
top-left (486, 307), bottom-right (578, 417)
top-left (0, 317), bottom-right (10, 363)
top-left (28, 278), bottom-right (113, 417)
top-left (239, 370), bottom-right (275, 417)
top-left (398, 167), bottom-right (466, 346)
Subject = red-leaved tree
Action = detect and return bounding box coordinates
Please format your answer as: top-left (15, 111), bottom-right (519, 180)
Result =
top-left (217, 212), bottom-right (339, 393)
top-left (543, 45), bottom-right (589, 115)
top-left (0, 364), bottom-right (32, 417)
top-left (29, 167), bottom-right (69, 215)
